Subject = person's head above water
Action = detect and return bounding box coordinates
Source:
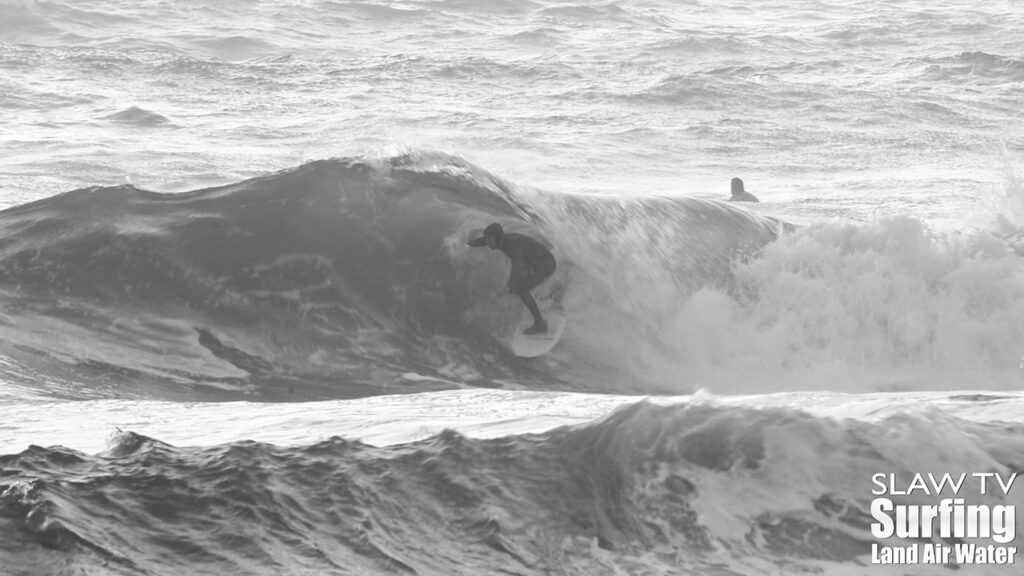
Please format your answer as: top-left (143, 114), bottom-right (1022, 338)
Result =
top-left (483, 222), bottom-right (504, 249)
top-left (729, 177), bottom-right (759, 202)
top-left (731, 177), bottom-right (745, 196)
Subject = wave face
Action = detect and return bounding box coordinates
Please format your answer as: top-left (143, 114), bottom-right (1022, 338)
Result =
top-left (2, 399), bottom-right (1021, 576)
top-left (0, 153), bottom-right (779, 399)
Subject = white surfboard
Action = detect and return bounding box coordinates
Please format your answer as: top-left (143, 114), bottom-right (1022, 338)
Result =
top-left (509, 306), bottom-right (566, 357)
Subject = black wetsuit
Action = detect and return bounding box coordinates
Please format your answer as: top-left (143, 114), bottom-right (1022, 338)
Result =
top-left (729, 177), bottom-right (759, 202)
top-left (469, 232), bottom-right (556, 330)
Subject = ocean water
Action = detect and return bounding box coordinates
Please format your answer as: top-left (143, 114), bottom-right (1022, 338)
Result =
top-left (1, 0), bottom-right (1023, 575)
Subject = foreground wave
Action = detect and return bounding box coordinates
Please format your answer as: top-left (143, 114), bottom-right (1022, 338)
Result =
top-left (2, 399), bottom-right (1021, 576)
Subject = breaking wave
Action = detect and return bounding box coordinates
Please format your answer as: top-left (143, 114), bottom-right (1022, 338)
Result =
top-left (2, 398), bottom-right (1021, 576)
top-left (0, 152), bottom-right (1021, 399)
top-left (0, 153), bottom-right (778, 399)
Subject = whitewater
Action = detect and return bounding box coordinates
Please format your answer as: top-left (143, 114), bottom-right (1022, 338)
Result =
top-left (1, 0), bottom-right (1023, 575)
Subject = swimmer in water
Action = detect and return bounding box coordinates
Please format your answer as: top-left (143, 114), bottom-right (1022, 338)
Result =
top-left (729, 177), bottom-right (759, 202)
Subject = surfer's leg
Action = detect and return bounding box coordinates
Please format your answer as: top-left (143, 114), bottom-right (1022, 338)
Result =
top-left (518, 290), bottom-right (547, 334)
top-left (520, 256), bottom-right (556, 297)
top-left (517, 256), bottom-right (555, 334)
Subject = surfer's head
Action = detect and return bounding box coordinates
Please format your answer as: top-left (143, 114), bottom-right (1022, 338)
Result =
top-left (483, 222), bottom-right (504, 249)
top-left (731, 177), bottom-right (745, 196)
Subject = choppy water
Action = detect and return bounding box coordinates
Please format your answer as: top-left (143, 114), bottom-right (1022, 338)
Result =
top-left (1, 0), bottom-right (1023, 575)
top-left (3, 0), bottom-right (1023, 222)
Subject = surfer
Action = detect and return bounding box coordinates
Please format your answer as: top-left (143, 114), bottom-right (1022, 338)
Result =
top-left (729, 177), bottom-right (759, 202)
top-left (468, 223), bottom-right (556, 334)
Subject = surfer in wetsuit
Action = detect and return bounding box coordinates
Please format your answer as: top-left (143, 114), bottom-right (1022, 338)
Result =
top-left (729, 177), bottom-right (759, 202)
top-left (468, 223), bottom-right (556, 334)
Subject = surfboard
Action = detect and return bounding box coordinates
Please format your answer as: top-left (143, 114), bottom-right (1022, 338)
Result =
top-left (509, 306), bottom-right (566, 357)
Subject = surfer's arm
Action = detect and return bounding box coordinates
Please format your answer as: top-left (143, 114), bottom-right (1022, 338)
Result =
top-left (468, 236), bottom-right (487, 247)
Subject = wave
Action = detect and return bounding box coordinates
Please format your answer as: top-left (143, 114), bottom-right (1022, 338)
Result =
top-left (670, 218), bottom-right (1024, 392)
top-left (104, 106), bottom-right (171, 127)
top-left (1, 399), bottom-right (1021, 575)
top-left (642, 35), bottom-right (755, 56)
top-left (0, 153), bottom-right (780, 400)
top-left (913, 51), bottom-right (1024, 84)
top-left (1, 152), bottom-right (1022, 399)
